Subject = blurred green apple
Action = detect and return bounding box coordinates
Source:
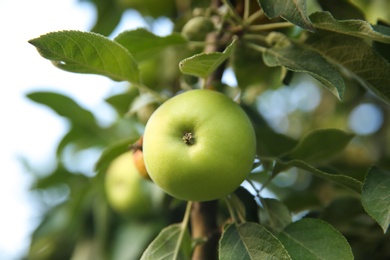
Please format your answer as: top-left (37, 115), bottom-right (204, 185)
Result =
top-left (105, 151), bottom-right (154, 217)
top-left (143, 89), bottom-right (256, 201)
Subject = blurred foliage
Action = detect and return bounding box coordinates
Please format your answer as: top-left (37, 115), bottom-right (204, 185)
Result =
top-left (26, 0), bottom-right (390, 259)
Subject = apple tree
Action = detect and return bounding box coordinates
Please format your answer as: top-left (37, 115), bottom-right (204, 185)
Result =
top-left (26, 0), bottom-right (390, 259)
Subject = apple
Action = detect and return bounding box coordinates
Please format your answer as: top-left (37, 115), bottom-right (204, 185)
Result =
top-left (143, 89), bottom-right (256, 201)
top-left (105, 151), bottom-right (154, 216)
top-left (181, 16), bottom-right (215, 41)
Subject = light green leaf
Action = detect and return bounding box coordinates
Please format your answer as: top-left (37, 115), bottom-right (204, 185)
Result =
top-left (257, 0), bottom-right (315, 32)
top-left (114, 28), bottom-right (187, 63)
top-left (141, 224), bottom-right (192, 260)
top-left (179, 39), bottom-right (236, 78)
top-left (29, 30), bottom-right (140, 83)
top-left (278, 218), bottom-right (354, 260)
top-left (261, 198), bottom-right (292, 234)
top-left (263, 33), bottom-right (345, 100)
top-left (310, 11), bottom-right (390, 44)
top-left (306, 31), bottom-right (390, 104)
top-left (362, 166), bottom-right (390, 233)
top-left (219, 223), bottom-right (292, 260)
top-left (282, 128), bottom-right (355, 163)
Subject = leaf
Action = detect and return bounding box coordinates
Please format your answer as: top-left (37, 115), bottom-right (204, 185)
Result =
top-left (305, 31), bottom-right (390, 104)
top-left (361, 166), bottom-right (390, 233)
top-left (277, 218), bottom-right (354, 260)
top-left (310, 11), bottom-right (390, 44)
top-left (179, 39), bottom-right (236, 78)
top-left (90, 0), bottom-right (124, 36)
top-left (114, 28), bottom-right (187, 63)
top-left (94, 136), bottom-right (139, 173)
top-left (26, 91), bottom-right (97, 128)
top-left (263, 33), bottom-right (345, 100)
top-left (28, 30), bottom-right (139, 83)
top-left (282, 128), bottom-right (355, 163)
top-left (219, 222), bottom-right (292, 260)
top-left (232, 40), bottom-right (283, 90)
top-left (260, 198), bottom-right (292, 234)
top-left (257, 0), bottom-right (315, 32)
top-left (284, 160), bottom-right (363, 193)
top-left (317, 0), bottom-right (365, 20)
top-left (105, 88), bottom-right (139, 115)
top-left (141, 224), bottom-right (192, 260)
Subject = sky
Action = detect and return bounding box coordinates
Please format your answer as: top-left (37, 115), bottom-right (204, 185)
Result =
top-left (0, 0), bottom-right (151, 259)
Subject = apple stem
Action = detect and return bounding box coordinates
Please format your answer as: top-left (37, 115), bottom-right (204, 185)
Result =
top-left (182, 132), bottom-right (195, 145)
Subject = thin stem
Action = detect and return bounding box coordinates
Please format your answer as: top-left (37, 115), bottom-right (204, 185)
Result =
top-left (244, 9), bottom-right (265, 25)
top-left (243, 0), bottom-right (250, 21)
top-left (245, 42), bottom-right (268, 53)
top-left (173, 201), bottom-right (193, 260)
top-left (224, 197), bottom-right (238, 223)
top-left (248, 22), bottom-right (294, 32)
top-left (221, 0), bottom-right (242, 24)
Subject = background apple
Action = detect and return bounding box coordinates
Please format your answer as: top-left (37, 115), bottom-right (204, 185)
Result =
top-left (143, 89), bottom-right (257, 201)
top-left (105, 151), bottom-right (155, 217)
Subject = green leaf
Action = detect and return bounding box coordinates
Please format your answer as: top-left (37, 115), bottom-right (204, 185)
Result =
top-left (114, 28), bottom-right (187, 63)
top-left (310, 11), bottom-right (390, 44)
top-left (232, 40), bottom-right (283, 90)
top-left (306, 31), bottom-right (390, 104)
top-left (317, 0), bottom-right (365, 20)
top-left (28, 30), bottom-right (139, 83)
top-left (362, 166), bottom-right (390, 233)
top-left (260, 198), bottom-right (292, 234)
top-left (282, 128), bottom-right (355, 163)
top-left (140, 223), bottom-right (192, 260)
top-left (90, 0), bottom-right (124, 36)
top-left (94, 137), bottom-right (138, 173)
top-left (179, 39), bottom-right (236, 78)
top-left (105, 88), bottom-right (139, 115)
top-left (219, 222), bottom-right (292, 260)
top-left (26, 91), bottom-right (97, 128)
top-left (277, 218), bottom-right (354, 260)
top-left (257, 0), bottom-right (315, 32)
top-left (283, 160), bottom-right (363, 193)
top-left (263, 33), bottom-right (345, 100)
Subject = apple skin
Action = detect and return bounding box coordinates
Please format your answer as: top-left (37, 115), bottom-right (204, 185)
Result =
top-left (105, 151), bottom-right (154, 217)
top-left (143, 89), bottom-right (256, 201)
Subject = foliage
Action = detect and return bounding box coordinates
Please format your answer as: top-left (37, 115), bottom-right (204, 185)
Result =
top-left (26, 0), bottom-right (390, 259)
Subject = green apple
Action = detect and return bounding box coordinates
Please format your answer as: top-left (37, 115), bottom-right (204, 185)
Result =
top-left (181, 16), bottom-right (215, 41)
top-left (143, 89), bottom-right (256, 201)
top-left (105, 151), bottom-right (154, 217)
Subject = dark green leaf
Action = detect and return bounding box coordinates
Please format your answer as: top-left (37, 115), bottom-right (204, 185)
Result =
top-left (114, 28), bottom-right (187, 63)
top-left (373, 24), bottom-right (390, 62)
top-left (234, 187), bottom-right (260, 223)
top-left (306, 31), bottom-right (390, 104)
top-left (310, 11), bottom-right (390, 43)
top-left (282, 128), bottom-right (354, 163)
top-left (219, 222), bottom-right (292, 259)
top-left (26, 91), bottom-right (97, 127)
top-left (263, 33), bottom-right (345, 100)
top-left (29, 30), bottom-right (139, 83)
top-left (257, 0), bottom-right (315, 32)
top-left (141, 223), bottom-right (192, 260)
top-left (260, 198), bottom-right (292, 234)
top-left (232, 40), bottom-right (283, 90)
top-left (317, 0), bottom-right (365, 20)
top-left (362, 166), bottom-right (390, 233)
top-left (179, 39), bottom-right (236, 78)
top-left (278, 218), bottom-right (354, 260)
top-left (90, 0), bottom-right (124, 36)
